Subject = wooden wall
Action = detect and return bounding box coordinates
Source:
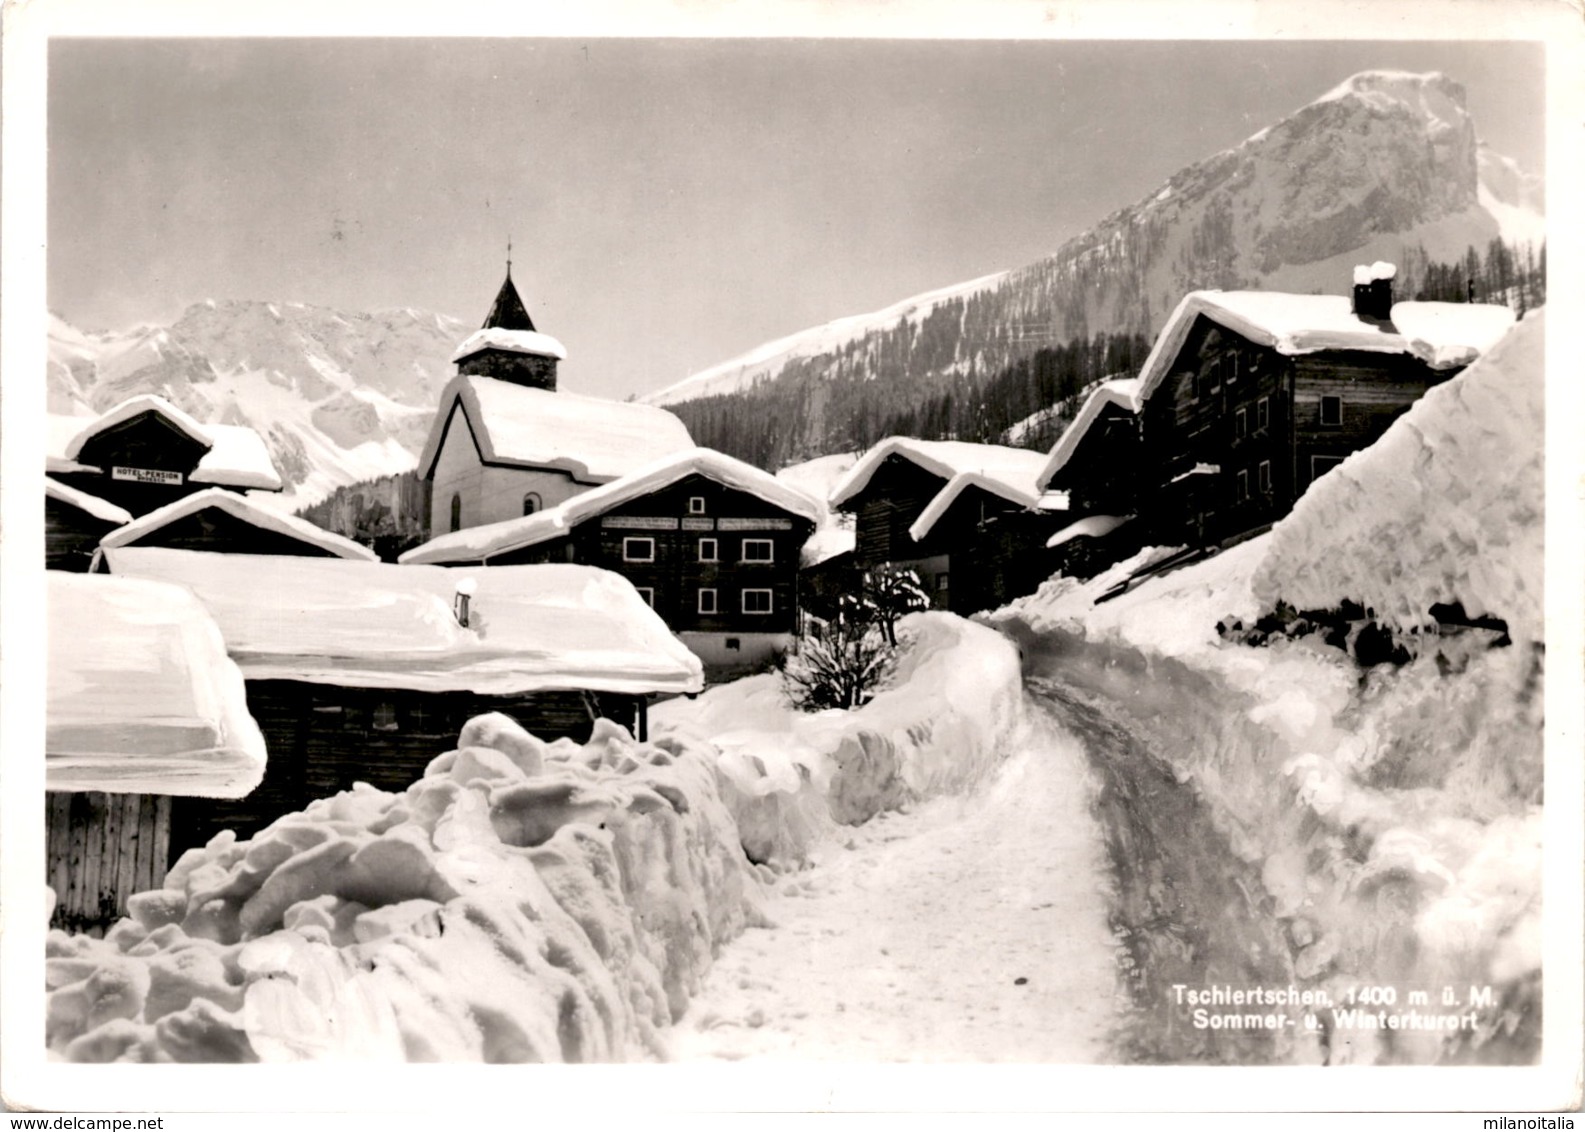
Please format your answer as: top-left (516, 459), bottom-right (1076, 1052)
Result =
top-left (167, 680), bottom-right (640, 864)
top-left (46, 790), bottom-right (171, 935)
top-left (45, 498), bottom-right (121, 572)
top-left (848, 457), bottom-right (949, 569)
top-left (118, 507), bottom-right (346, 557)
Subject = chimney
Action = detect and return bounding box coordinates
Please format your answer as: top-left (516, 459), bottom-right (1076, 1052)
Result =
top-left (1351, 261), bottom-right (1397, 322)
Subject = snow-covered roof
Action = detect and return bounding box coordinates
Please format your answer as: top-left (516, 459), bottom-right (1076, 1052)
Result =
top-left (800, 525), bottom-right (856, 568)
top-left (1035, 378), bottom-right (1143, 489)
top-left (187, 422), bottom-right (285, 490)
top-left (1353, 261), bottom-right (1398, 285)
top-left (98, 487), bottom-right (378, 560)
top-left (828, 437), bottom-right (1047, 511)
top-left (62, 394), bottom-right (211, 460)
top-left (402, 447), bottom-right (822, 565)
top-left (98, 549), bottom-right (704, 696)
top-left (1170, 462), bottom-right (1222, 484)
top-left (48, 406), bottom-right (284, 491)
top-left (47, 572), bottom-right (267, 798)
top-left (416, 375), bottom-right (694, 484)
top-left (45, 477), bottom-right (133, 526)
top-left (1046, 513), bottom-right (1132, 549)
top-left (451, 326), bottom-right (568, 363)
top-left (908, 471), bottom-right (1043, 543)
top-left (1134, 292), bottom-right (1517, 404)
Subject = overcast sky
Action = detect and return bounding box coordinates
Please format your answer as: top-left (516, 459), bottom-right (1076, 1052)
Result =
top-left (48, 37), bottom-right (1544, 400)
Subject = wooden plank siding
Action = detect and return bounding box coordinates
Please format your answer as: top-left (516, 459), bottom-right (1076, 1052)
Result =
top-left (110, 507), bottom-right (347, 558)
top-left (848, 457), bottom-right (951, 569)
top-left (921, 485), bottom-right (1055, 615)
top-left (1143, 315), bottom-right (1449, 547)
top-left (492, 473), bottom-right (813, 636)
top-left (165, 681), bottom-right (640, 866)
top-left (46, 790), bottom-right (172, 935)
top-left (45, 498), bottom-right (122, 572)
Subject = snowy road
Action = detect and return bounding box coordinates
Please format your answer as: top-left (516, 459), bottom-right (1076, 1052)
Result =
top-left (669, 716), bottom-right (1120, 1061)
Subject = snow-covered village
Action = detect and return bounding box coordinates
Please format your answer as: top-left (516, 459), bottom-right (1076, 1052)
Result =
top-left (5, 20), bottom-right (1581, 1117)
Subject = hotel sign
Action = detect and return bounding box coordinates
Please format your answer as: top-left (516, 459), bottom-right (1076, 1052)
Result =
top-left (112, 466), bottom-right (183, 486)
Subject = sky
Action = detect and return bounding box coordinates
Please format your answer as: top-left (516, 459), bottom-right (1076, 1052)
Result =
top-left (47, 36), bottom-right (1546, 401)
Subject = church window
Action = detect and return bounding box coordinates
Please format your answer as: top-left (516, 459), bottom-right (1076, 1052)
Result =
top-left (449, 493), bottom-right (462, 533)
top-left (523, 492), bottom-right (541, 516)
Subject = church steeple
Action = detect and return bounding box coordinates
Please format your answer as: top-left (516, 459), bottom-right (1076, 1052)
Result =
top-left (449, 244), bottom-right (566, 392)
top-left (483, 240), bottom-right (537, 332)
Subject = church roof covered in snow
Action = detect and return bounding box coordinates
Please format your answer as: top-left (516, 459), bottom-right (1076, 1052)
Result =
top-left (47, 572), bottom-right (267, 798)
top-left (416, 374), bottom-right (695, 484)
top-left (1036, 378), bottom-right (1143, 489)
top-left (451, 269), bottom-right (566, 362)
top-left (402, 447), bottom-right (822, 565)
top-left (48, 397), bottom-right (284, 491)
top-left (97, 487), bottom-right (378, 561)
top-left (98, 549), bottom-right (704, 696)
top-left (827, 437), bottom-right (1048, 511)
top-left (1133, 291), bottom-right (1516, 403)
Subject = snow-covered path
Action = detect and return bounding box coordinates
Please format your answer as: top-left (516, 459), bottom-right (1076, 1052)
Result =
top-left (668, 716), bottom-right (1120, 1061)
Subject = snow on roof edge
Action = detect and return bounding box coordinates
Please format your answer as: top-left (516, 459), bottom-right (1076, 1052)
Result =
top-left (63, 394), bottom-right (213, 460)
top-left (1046, 513), bottom-right (1133, 549)
top-left (450, 327), bottom-right (568, 363)
top-left (829, 437), bottom-right (1045, 510)
top-left (402, 447), bottom-right (822, 565)
top-left (45, 477), bottom-right (133, 526)
top-left (100, 487), bottom-right (378, 560)
top-left (908, 471), bottom-right (1041, 543)
top-left (1036, 379), bottom-right (1142, 489)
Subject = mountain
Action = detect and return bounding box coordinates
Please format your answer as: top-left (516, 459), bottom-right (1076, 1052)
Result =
top-left (643, 71), bottom-right (1544, 461)
top-left (48, 301), bottom-right (467, 509)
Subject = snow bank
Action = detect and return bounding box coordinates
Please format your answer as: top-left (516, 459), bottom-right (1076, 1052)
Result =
top-left (653, 612), bottom-right (1026, 866)
top-left (45, 714), bottom-right (765, 1062)
top-left (48, 573), bottom-right (266, 798)
top-left (1253, 311), bottom-right (1544, 644)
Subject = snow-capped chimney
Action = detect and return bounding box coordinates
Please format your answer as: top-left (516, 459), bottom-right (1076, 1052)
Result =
top-left (1352, 262), bottom-right (1397, 322)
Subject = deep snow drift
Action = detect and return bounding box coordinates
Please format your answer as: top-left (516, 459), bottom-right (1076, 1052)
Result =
top-left (46, 715), bottom-right (764, 1062)
top-left (995, 313), bottom-right (1545, 1063)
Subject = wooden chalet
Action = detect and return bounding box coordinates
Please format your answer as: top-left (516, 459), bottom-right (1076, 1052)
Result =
top-left (95, 548), bottom-right (702, 856)
top-left (47, 396), bottom-right (282, 520)
top-left (46, 478), bottom-right (133, 572)
top-left (1036, 265), bottom-right (1517, 564)
top-left (416, 269), bottom-right (694, 536)
top-left (91, 487), bottom-right (377, 563)
top-left (402, 448), bottom-right (822, 679)
top-left (1032, 379), bottom-right (1147, 579)
top-left (828, 438), bottom-right (1056, 615)
top-left (46, 572), bottom-right (267, 933)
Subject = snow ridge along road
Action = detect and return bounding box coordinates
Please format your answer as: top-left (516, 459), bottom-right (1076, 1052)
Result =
top-left (670, 715), bottom-right (1119, 1062)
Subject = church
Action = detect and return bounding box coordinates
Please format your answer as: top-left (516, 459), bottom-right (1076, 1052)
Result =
top-left (415, 265), bottom-right (695, 536)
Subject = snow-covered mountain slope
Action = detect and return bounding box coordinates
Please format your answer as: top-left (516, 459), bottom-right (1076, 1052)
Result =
top-left (645, 71), bottom-right (1543, 423)
top-left (47, 302), bottom-right (467, 510)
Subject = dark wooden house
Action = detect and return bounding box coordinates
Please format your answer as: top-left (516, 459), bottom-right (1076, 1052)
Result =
top-left (828, 438), bottom-right (1053, 615)
top-left (94, 548), bottom-right (702, 859)
top-left (47, 396), bottom-right (282, 520)
top-left (403, 448), bottom-right (821, 679)
top-left (46, 572), bottom-right (267, 933)
top-left (45, 478), bottom-right (132, 572)
top-left (92, 487), bottom-right (378, 563)
top-left (1128, 274), bottom-right (1516, 548)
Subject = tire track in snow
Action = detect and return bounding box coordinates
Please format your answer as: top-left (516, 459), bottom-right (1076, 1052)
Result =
top-left (668, 719), bottom-right (1120, 1061)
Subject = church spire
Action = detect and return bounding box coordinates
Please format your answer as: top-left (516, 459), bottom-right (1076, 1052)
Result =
top-left (482, 239), bottom-right (536, 332)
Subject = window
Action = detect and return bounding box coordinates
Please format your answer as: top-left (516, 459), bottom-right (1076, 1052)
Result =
top-left (697, 588), bottom-right (718, 615)
top-left (449, 493), bottom-right (462, 533)
top-left (1226, 352), bottom-right (1240, 384)
top-left (1258, 460), bottom-right (1272, 494)
top-left (1320, 396), bottom-right (1343, 427)
top-left (688, 496), bottom-right (706, 515)
top-left (1311, 455), bottom-right (1345, 482)
top-left (741, 538), bottom-right (774, 563)
top-left (372, 702), bottom-right (399, 732)
top-left (635, 587), bottom-right (656, 607)
top-left (1235, 407), bottom-right (1248, 439)
top-left (698, 537), bottom-right (718, 563)
top-left (1236, 469), bottom-right (1250, 502)
top-left (622, 537), bottom-right (656, 563)
top-left (936, 573), bottom-right (950, 594)
top-left (742, 588), bottom-right (773, 615)
top-left (522, 492), bottom-right (541, 516)
top-left (1257, 396), bottom-right (1270, 431)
